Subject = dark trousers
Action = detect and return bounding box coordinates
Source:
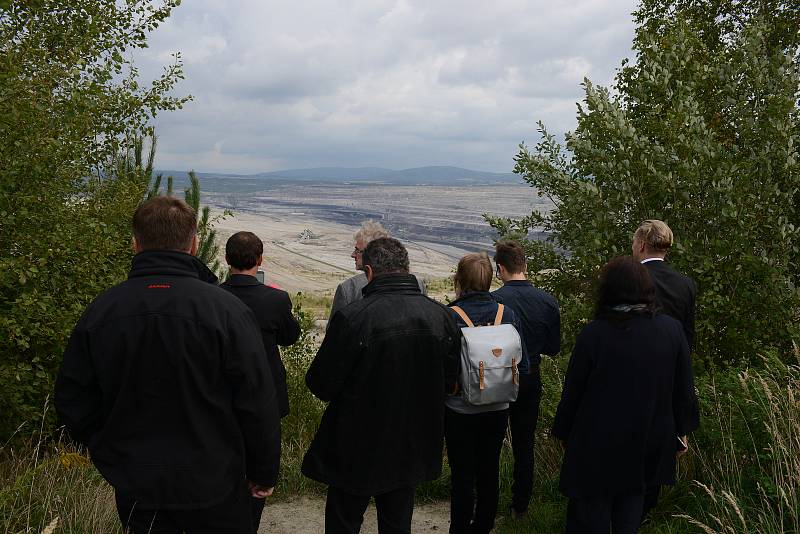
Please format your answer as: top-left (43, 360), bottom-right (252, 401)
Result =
top-left (641, 484), bottom-right (660, 520)
top-left (445, 407), bottom-right (508, 534)
top-left (508, 369), bottom-right (542, 513)
top-left (566, 493), bottom-right (644, 534)
top-left (325, 485), bottom-right (415, 534)
top-left (115, 484), bottom-right (252, 534)
top-left (251, 496), bottom-right (266, 533)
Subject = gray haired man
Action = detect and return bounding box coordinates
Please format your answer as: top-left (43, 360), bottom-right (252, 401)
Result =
top-left (329, 220), bottom-right (426, 320)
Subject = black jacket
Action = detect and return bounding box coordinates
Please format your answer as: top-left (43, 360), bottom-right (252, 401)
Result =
top-left (552, 313), bottom-right (699, 498)
top-left (644, 260), bottom-right (697, 349)
top-left (54, 251), bottom-right (281, 509)
top-left (492, 281), bottom-right (560, 370)
top-left (221, 274), bottom-right (301, 417)
top-left (301, 273), bottom-right (460, 496)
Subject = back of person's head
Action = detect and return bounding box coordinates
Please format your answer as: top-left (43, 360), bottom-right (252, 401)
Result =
top-left (225, 231), bottom-right (263, 270)
top-left (494, 240), bottom-right (526, 274)
top-left (634, 219), bottom-right (673, 252)
top-left (454, 252), bottom-right (493, 295)
top-left (132, 196), bottom-right (197, 251)
top-left (362, 237), bottom-right (409, 275)
top-left (354, 220), bottom-right (389, 245)
top-left (595, 256), bottom-right (656, 318)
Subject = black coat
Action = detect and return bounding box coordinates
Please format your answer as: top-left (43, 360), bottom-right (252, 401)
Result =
top-left (221, 274), bottom-right (301, 417)
top-left (55, 251), bottom-right (281, 509)
top-left (301, 273), bottom-right (460, 496)
top-left (552, 313), bottom-right (699, 498)
top-left (644, 260), bottom-right (697, 349)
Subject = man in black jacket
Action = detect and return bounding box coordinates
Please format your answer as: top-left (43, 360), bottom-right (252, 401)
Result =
top-left (302, 237), bottom-right (460, 534)
top-left (55, 197), bottom-right (281, 534)
top-left (221, 231), bottom-right (301, 533)
top-left (492, 240), bottom-right (560, 519)
top-left (632, 219), bottom-right (697, 349)
top-left (221, 231), bottom-right (301, 419)
top-left (632, 219), bottom-right (698, 521)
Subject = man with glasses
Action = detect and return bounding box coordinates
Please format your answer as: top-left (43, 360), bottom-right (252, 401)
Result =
top-left (329, 220), bottom-right (426, 322)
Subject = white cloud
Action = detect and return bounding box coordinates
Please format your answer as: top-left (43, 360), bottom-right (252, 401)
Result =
top-left (136, 0), bottom-right (639, 173)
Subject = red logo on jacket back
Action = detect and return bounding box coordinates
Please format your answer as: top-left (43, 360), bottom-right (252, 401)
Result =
top-left (147, 284), bottom-right (171, 289)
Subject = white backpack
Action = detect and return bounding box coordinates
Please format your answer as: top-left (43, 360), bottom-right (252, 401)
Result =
top-left (451, 304), bottom-right (521, 405)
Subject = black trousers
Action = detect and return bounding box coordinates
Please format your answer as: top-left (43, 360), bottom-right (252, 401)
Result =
top-left (115, 484), bottom-right (252, 534)
top-left (445, 407), bottom-right (508, 534)
top-left (565, 493), bottom-right (644, 534)
top-left (325, 485), bottom-right (415, 534)
top-left (508, 369), bottom-right (542, 513)
top-left (251, 496), bottom-right (266, 533)
top-left (641, 484), bottom-right (660, 520)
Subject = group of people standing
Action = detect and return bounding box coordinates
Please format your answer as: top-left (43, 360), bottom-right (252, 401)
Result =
top-left (54, 195), bottom-right (699, 534)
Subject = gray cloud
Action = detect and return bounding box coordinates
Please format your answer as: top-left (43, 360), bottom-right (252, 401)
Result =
top-left (136, 0), bottom-right (639, 174)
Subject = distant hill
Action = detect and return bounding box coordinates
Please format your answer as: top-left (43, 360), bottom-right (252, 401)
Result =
top-left (156, 166), bottom-right (520, 190)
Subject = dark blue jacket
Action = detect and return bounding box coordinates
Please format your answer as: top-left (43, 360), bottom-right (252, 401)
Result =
top-left (492, 280), bottom-right (560, 371)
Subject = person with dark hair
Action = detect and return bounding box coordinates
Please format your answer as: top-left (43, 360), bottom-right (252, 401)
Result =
top-left (446, 252), bottom-right (520, 534)
top-left (552, 257), bottom-right (699, 534)
top-left (491, 239), bottom-right (560, 519)
top-left (221, 231), bottom-right (300, 532)
top-left (55, 196), bottom-right (281, 534)
top-left (303, 237), bottom-right (460, 534)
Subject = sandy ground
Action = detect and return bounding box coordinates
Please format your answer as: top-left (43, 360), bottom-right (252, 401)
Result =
top-left (258, 497), bottom-right (450, 533)
top-left (214, 210), bottom-right (461, 295)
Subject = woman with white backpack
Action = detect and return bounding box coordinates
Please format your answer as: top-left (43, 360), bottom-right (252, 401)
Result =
top-left (445, 252), bottom-right (524, 534)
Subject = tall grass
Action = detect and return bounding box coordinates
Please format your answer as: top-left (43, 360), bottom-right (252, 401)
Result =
top-left (676, 345), bottom-right (800, 533)
top-left (0, 427), bottom-right (118, 533)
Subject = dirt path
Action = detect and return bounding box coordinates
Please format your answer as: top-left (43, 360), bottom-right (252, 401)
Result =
top-left (258, 496), bottom-right (450, 533)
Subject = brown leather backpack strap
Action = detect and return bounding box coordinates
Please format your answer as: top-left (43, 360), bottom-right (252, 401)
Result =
top-left (494, 303), bottom-right (505, 326)
top-left (450, 306), bottom-right (474, 328)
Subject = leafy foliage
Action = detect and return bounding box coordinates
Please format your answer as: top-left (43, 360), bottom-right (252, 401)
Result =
top-left (488, 0), bottom-right (800, 366)
top-left (0, 0), bottom-right (188, 440)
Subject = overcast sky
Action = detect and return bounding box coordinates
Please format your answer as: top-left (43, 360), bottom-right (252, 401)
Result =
top-left (138, 0), bottom-right (639, 174)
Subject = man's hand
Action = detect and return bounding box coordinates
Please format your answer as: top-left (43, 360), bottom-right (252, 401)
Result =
top-left (248, 481), bottom-right (274, 499)
top-left (677, 435), bottom-right (689, 457)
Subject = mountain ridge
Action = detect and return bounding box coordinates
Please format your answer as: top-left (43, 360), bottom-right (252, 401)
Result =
top-left (156, 165), bottom-right (519, 186)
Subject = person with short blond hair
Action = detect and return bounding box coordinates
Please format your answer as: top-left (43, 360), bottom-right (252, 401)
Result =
top-left (633, 219), bottom-right (674, 253)
top-left (631, 219), bottom-right (695, 346)
top-left (329, 220), bottom-right (426, 322)
top-left (632, 219), bottom-right (697, 523)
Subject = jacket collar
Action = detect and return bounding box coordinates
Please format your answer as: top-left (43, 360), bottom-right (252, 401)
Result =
top-left (362, 273), bottom-right (420, 297)
top-left (450, 291), bottom-right (493, 306)
top-left (223, 273), bottom-right (262, 287)
top-left (502, 280), bottom-right (532, 287)
top-left (129, 250), bottom-right (219, 285)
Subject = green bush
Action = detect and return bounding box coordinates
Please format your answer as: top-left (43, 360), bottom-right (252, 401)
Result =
top-left (0, 0), bottom-right (188, 441)
top-left (487, 0), bottom-right (800, 367)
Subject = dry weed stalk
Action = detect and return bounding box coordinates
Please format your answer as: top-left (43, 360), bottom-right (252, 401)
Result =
top-left (678, 349), bottom-right (800, 533)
